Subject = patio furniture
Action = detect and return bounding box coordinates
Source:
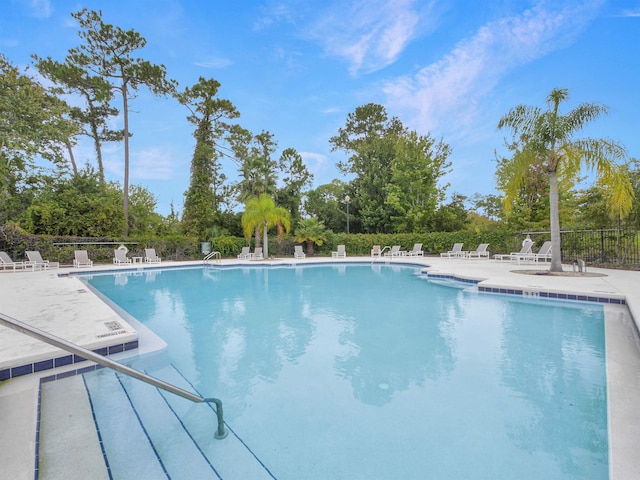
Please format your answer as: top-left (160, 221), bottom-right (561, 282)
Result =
top-left (440, 243), bottom-right (464, 258)
top-left (0, 251), bottom-right (26, 271)
top-left (74, 250), bottom-right (93, 268)
top-left (384, 245), bottom-right (402, 257)
top-left (25, 251), bottom-right (59, 270)
top-left (332, 245), bottom-right (346, 258)
top-left (113, 248), bottom-right (132, 265)
top-left (144, 248), bottom-right (162, 263)
top-left (406, 244), bottom-right (423, 256)
top-left (466, 243), bottom-right (490, 259)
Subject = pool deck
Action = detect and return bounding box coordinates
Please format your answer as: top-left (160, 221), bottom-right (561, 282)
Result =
top-left (1, 256), bottom-right (639, 479)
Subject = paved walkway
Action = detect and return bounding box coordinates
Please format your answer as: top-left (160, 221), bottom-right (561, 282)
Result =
top-left (0, 256), bottom-right (639, 479)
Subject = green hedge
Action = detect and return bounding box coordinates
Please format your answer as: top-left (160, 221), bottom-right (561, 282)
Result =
top-left (0, 223), bottom-right (520, 263)
top-left (315, 231), bottom-right (516, 257)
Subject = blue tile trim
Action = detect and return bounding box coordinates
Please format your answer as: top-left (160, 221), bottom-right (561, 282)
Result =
top-left (1, 339), bottom-right (138, 382)
top-left (477, 285), bottom-right (626, 305)
top-left (35, 380), bottom-right (42, 480)
top-left (34, 359), bottom-right (54, 372)
top-left (12, 363), bottom-right (33, 377)
top-left (54, 355), bottom-right (73, 368)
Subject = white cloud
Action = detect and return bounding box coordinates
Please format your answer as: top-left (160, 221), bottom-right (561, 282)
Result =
top-left (131, 148), bottom-right (175, 180)
top-left (383, 1), bottom-right (603, 135)
top-left (310, 0), bottom-right (426, 75)
top-left (193, 56), bottom-right (232, 68)
top-left (25, 0), bottom-right (53, 19)
top-left (104, 147), bottom-right (174, 181)
top-left (618, 9), bottom-right (640, 17)
top-left (299, 151), bottom-right (328, 175)
top-left (253, 2), bottom-right (296, 31)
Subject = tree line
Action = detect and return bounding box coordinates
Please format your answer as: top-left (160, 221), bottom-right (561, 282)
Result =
top-left (1, 9), bottom-right (638, 262)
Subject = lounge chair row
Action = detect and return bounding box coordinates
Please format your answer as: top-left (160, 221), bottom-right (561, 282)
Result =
top-left (494, 241), bottom-right (551, 263)
top-left (440, 243), bottom-right (490, 259)
top-left (371, 244), bottom-right (424, 257)
top-left (438, 241), bottom-right (551, 263)
top-left (0, 248), bottom-right (162, 271)
top-left (237, 246), bottom-right (264, 260)
top-left (0, 250), bottom-right (61, 271)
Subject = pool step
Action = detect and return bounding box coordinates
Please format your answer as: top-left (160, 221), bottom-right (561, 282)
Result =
top-left (84, 365), bottom-right (276, 480)
top-left (39, 375), bottom-right (110, 480)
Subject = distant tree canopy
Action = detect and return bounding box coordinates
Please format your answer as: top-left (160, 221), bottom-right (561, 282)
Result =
top-left (330, 103), bottom-right (451, 234)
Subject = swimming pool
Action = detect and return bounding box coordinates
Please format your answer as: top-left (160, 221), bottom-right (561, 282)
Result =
top-left (83, 264), bottom-right (608, 479)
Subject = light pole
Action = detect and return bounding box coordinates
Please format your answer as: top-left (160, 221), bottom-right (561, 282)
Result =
top-left (344, 195), bottom-right (351, 234)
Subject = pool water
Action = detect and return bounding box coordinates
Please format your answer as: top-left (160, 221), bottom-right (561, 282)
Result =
top-left (85, 264), bottom-right (608, 479)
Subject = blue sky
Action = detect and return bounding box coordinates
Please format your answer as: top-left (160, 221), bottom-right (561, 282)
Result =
top-left (1, 0), bottom-right (639, 216)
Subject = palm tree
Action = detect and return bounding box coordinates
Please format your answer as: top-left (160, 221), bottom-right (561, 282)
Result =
top-left (498, 88), bottom-right (634, 272)
top-left (294, 217), bottom-right (328, 255)
top-left (241, 194), bottom-right (291, 258)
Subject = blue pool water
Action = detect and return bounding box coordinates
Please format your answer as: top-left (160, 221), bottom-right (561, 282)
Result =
top-left (85, 264), bottom-right (608, 479)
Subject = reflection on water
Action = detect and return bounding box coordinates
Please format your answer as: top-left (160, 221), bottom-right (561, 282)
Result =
top-left (86, 265), bottom-right (608, 480)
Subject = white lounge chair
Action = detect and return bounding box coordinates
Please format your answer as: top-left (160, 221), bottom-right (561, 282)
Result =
top-left (384, 245), bottom-right (402, 257)
top-left (533, 241), bottom-right (552, 263)
top-left (440, 243), bottom-right (464, 258)
top-left (144, 248), bottom-right (161, 263)
top-left (371, 245), bottom-right (381, 257)
top-left (74, 250), bottom-right (93, 268)
top-left (466, 243), bottom-right (490, 259)
top-left (237, 246), bottom-right (251, 259)
top-left (0, 251), bottom-right (26, 271)
top-left (26, 251), bottom-right (59, 270)
top-left (294, 245), bottom-right (306, 259)
top-left (406, 244), bottom-right (423, 256)
top-left (332, 245), bottom-right (346, 258)
top-left (251, 247), bottom-right (263, 260)
top-left (494, 241), bottom-right (533, 263)
top-left (113, 248), bottom-right (132, 265)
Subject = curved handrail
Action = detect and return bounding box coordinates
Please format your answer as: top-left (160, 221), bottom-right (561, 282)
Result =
top-left (0, 312), bottom-right (227, 439)
top-left (203, 251), bottom-right (221, 264)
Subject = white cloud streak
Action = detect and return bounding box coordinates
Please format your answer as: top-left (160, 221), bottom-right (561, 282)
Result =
top-left (383, 1), bottom-right (603, 135)
top-left (310, 0), bottom-right (425, 75)
top-left (194, 57), bottom-right (232, 69)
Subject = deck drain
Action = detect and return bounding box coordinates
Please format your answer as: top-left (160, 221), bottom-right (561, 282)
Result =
top-left (104, 321), bottom-right (124, 331)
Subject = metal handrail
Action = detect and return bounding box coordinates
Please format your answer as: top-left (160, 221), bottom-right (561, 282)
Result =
top-left (0, 312), bottom-right (227, 439)
top-left (372, 246), bottom-right (391, 263)
top-left (203, 251), bottom-right (221, 264)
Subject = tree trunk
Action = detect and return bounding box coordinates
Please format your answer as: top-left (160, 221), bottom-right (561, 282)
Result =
top-left (306, 239), bottom-right (315, 255)
top-left (65, 141), bottom-right (78, 175)
top-left (91, 123), bottom-right (105, 183)
top-left (549, 170), bottom-right (563, 272)
top-left (122, 79), bottom-right (130, 237)
top-left (254, 226), bottom-right (261, 249)
top-left (263, 221), bottom-right (269, 258)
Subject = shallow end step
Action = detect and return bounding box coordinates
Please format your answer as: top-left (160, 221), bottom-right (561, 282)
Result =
top-left (0, 376), bottom-right (40, 480)
top-left (39, 375), bottom-right (109, 480)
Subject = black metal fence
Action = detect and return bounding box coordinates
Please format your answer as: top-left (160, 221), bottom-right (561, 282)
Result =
top-left (519, 229), bottom-right (640, 266)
